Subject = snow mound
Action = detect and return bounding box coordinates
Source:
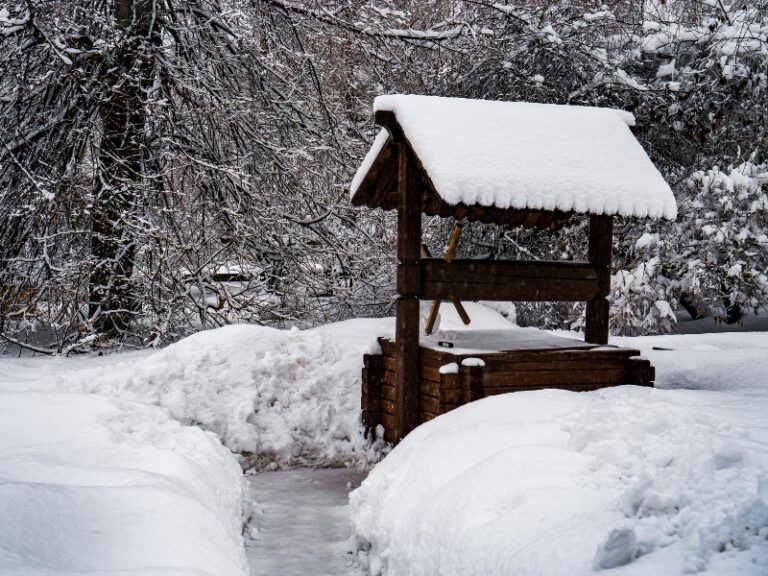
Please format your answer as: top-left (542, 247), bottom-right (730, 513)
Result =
top-left (49, 321), bottom-right (391, 469)
top-left (350, 386), bottom-right (768, 575)
top-left (616, 331), bottom-right (768, 393)
top-left (0, 392), bottom-right (248, 576)
top-left (5, 302), bottom-right (514, 469)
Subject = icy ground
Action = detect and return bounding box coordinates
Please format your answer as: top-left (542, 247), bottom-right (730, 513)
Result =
top-left (246, 468), bottom-right (366, 576)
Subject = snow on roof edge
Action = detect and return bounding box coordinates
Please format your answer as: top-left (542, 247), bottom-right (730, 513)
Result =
top-left (352, 95), bottom-right (676, 221)
top-left (350, 128), bottom-right (389, 199)
top-left (374, 94), bottom-right (637, 128)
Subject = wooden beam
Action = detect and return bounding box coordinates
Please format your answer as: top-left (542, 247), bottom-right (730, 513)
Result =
top-left (375, 110), bottom-right (405, 143)
top-left (585, 215), bottom-right (613, 344)
top-left (361, 354), bottom-right (384, 432)
top-left (394, 143), bottom-right (421, 442)
top-left (418, 259), bottom-right (599, 302)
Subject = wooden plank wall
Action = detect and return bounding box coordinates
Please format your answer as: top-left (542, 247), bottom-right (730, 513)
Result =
top-left (362, 341), bottom-right (655, 444)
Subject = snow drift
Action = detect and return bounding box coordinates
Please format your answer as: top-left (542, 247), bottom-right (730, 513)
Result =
top-left (0, 392), bottom-right (248, 576)
top-left (350, 332), bottom-right (768, 576)
top-left (1, 302), bottom-right (513, 469)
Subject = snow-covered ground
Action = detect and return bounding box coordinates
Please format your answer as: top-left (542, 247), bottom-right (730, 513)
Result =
top-left (246, 468), bottom-right (366, 576)
top-left (0, 302), bottom-right (508, 470)
top-left (0, 322), bottom-right (389, 469)
top-left (0, 303), bottom-right (508, 575)
top-left (0, 392), bottom-right (248, 575)
top-left (350, 331), bottom-right (768, 576)
top-left (3, 305), bottom-right (767, 575)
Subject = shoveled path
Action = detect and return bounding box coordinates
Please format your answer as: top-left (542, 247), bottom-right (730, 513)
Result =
top-left (246, 468), bottom-right (367, 576)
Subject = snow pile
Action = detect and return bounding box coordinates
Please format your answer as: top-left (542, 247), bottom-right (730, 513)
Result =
top-left (351, 95), bottom-right (676, 220)
top-left (10, 323), bottom-right (388, 469)
top-left (350, 332), bottom-right (768, 576)
top-left (617, 331), bottom-right (768, 394)
top-left (2, 303), bottom-right (512, 469)
top-left (0, 392), bottom-right (248, 576)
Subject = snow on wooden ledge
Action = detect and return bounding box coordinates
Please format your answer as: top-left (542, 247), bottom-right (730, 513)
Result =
top-left (350, 95), bottom-right (677, 221)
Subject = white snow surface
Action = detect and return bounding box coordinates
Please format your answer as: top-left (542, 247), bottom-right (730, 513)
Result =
top-left (351, 95), bottom-right (677, 220)
top-left (350, 331), bottom-right (768, 576)
top-left (0, 302), bottom-right (507, 470)
top-left (0, 392), bottom-right (248, 576)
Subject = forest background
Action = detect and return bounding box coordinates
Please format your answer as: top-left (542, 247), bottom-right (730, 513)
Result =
top-left (1, 0), bottom-right (766, 351)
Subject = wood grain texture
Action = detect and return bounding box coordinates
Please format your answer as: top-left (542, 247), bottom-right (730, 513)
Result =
top-left (585, 215), bottom-right (613, 345)
top-left (419, 259), bottom-right (599, 302)
top-left (394, 140), bottom-right (422, 442)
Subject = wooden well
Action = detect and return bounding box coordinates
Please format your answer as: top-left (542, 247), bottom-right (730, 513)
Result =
top-left (362, 333), bottom-right (654, 444)
top-left (351, 97), bottom-right (671, 444)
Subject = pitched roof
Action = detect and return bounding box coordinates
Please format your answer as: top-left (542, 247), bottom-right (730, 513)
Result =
top-left (350, 95), bottom-right (677, 221)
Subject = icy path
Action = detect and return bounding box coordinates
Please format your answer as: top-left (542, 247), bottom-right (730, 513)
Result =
top-left (246, 468), bottom-right (367, 576)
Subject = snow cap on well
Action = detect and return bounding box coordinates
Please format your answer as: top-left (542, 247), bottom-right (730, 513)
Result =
top-left (351, 95), bottom-right (677, 221)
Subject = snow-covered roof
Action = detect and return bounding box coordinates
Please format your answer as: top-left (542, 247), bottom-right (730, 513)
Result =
top-left (350, 95), bottom-right (677, 221)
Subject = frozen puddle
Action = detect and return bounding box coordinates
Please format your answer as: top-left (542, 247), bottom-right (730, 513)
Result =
top-left (246, 468), bottom-right (367, 576)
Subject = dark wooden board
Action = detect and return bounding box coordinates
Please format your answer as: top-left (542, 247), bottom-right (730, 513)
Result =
top-left (483, 367), bottom-right (630, 387)
top-left (419, 259), bottom-right (599, 303)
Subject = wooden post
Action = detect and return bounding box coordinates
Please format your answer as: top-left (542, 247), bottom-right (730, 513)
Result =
top-left (461, 363), bottom-right (484, 403)
top-left (585, 215), bottom-right (613, 345)
top-left (361, 354), bottom-right (384, 433)
top-left (395, 144), bottom-right (421, 441)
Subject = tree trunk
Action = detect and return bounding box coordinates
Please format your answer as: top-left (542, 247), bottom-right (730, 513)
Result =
top-left (89, 0), bottom-right (154, 337)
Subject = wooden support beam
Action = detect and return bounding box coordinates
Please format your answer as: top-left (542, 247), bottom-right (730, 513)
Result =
top-left (461, 364), bottom-right (484, 404)
top-left (395, 143), bottom-right (421, 442)
top-left (418, 259), bottom-right (599, 302)
top-left (585, 215), bottom-right (613, 344)
top-left (361, 354), bottom-right (384, 432)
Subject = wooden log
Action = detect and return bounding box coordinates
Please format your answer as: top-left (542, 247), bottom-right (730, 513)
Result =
top-left (420, 395), bottom-right (441, 414)
top-left (483, 383), bottom-right (609, 395)
top-left (382, 342), bottom-right (642, 367)
top-left (380, 338), bottom-right (456, 366)
top-left (394, 139), bottom-right (422, 442)
top-left (451, 293), bottom-right (471, 325)
top-left (461, 364), bottom-right (484, 403)
top-left (483, 367), bottom-right (629, 388)
top-left (384, 361), bottom-right (443, 384)
top-left (441, 402), bottom-right (462, 414)
top-left (361, 354), bottom-right (384, 430)
top-left (425, 299), bottom-right (441, 335)
top-left (480, 356), bottom-right (635, 373)
top-left (419, 259), bottom-right (599, 302)
top-left (423, 259), bottom-right (598, 281)
top-left (382, 369), bottom-right (396, 387)
top-left (381, 412), bottom-right (397, 443)
top-left (440, 387), bottom-right (465, 404)
top-left (483, 348), bottom-right (639, 364)
top-left (627, 356), bottom-right (655, 386)
top-left (382, 399), bottom-right (397, 416)
top-left (382, 383), bottom-right (396, 401)
top-left (420, 379), bottom-right (440, 398)
top-left (439, 372), bottom-right (463, 389)
top-left (382, 366), bottom-right (440, 386)
top-left (585, 215), bottom-right (613, 344)
top-left (426, 224), bottom-right (463, 334)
